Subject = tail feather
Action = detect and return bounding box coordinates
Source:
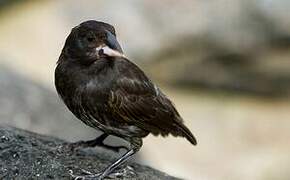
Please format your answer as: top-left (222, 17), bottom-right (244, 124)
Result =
top-left (178, 123), bottom-right (197, 145)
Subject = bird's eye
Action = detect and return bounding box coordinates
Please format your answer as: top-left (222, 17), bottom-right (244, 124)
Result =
top-left (87, 37), bottom-right (94, 42)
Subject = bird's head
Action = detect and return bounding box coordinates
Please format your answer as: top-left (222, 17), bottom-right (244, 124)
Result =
top-left (61, 20), bottom-right (125, 64)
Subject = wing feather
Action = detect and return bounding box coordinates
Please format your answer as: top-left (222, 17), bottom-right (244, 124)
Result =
top-left (107, 76), bottom-right (184, 137)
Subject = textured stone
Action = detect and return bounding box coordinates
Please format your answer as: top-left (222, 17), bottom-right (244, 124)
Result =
top-left (0, 126), bottom-right (180, 180)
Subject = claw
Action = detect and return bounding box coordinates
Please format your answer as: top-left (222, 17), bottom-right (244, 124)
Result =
top-left (68, 166), bottom-right (136, 180)
top-left (109, 165), bottom-right (136, 178)
top-left (80, 169), bottom-right (94, 175)
top-left (69, 169), bottom-right (102, 180)
top-left (67, 137), bottom-right (140, 180)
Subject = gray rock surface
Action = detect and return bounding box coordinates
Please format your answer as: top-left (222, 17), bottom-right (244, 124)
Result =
top-left (0, 126), bottom-right (180, 180)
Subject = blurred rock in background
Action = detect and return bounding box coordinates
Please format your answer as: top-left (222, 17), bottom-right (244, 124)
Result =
top-left (0, 0), bottom-right (290, 180)
top-left (0, 65), bottom-right (95, 141)
top-left (146, 0), bottom-right (290, 96)
top-left (1, 0), bottom-right (290, 96)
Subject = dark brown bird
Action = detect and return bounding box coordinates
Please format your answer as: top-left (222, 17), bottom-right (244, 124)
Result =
top-left (55, 20), bottom-right (196, 179)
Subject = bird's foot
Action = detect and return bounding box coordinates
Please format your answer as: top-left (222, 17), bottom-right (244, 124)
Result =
top-left (109, 165), bottom-right (136, 178)
top-left (72, 174), bottom-right (103, 180)
top-left (69, 166), bottom-right (136, 180)
top-left (64, 140), bottom-right (93, 152)
top-left (55, 141), bottom-right (83, 154)
top-left (69, 169), bottom-right (102, 180)
top-left (73, 175), bottom-right (100, 180)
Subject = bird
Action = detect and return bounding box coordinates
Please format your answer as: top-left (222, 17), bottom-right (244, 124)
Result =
top-left (55, 20), bottom-right (197, 179)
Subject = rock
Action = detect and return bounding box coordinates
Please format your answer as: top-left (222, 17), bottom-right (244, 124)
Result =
top-left (0, 0), bottom-right (25, 11)
top-left (61, 0), bottom-right (290, 96)
top-left (146, 35), bottom-right (290, 97)
top-left (1, 0), bottom-right (290, 97)
top-left (0, 126), bottom-right (180, 180)
top-left (0, 65), bottom-right (89, 140)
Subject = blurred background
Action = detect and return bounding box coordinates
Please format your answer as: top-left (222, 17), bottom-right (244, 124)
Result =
top-left (0, 0), bottom-right (290, 179)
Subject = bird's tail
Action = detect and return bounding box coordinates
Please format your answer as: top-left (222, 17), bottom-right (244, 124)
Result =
top-left (178, 123), bottom-right (197, 146)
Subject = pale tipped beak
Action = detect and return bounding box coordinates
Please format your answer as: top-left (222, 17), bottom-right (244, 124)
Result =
top-left (96, 45), bottom-right (126, 58)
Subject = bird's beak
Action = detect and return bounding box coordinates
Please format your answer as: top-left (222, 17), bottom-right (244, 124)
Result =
top-left (96, 30), bottom-right (126, 58)
top-left (106, 30), bottom-right (123, 53)
top-left (96, 45), bottom-right (126, 58)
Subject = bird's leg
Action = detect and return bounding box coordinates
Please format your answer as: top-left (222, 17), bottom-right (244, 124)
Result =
top-left (99, 138), bottom-right (142, 178)
top-left (67, 133), bottom-right (128, 152)
top-left (71, 137), bottom-right (142, 180)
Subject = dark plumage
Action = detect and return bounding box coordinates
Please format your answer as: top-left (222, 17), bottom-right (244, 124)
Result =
top-left (55, 20), bottom-right (196, 179)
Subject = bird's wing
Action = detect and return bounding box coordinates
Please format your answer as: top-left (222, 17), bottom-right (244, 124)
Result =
top-left (107, 75), bottom-right (184, 137)
top-left (81, 59), bottom-right (196, 144)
